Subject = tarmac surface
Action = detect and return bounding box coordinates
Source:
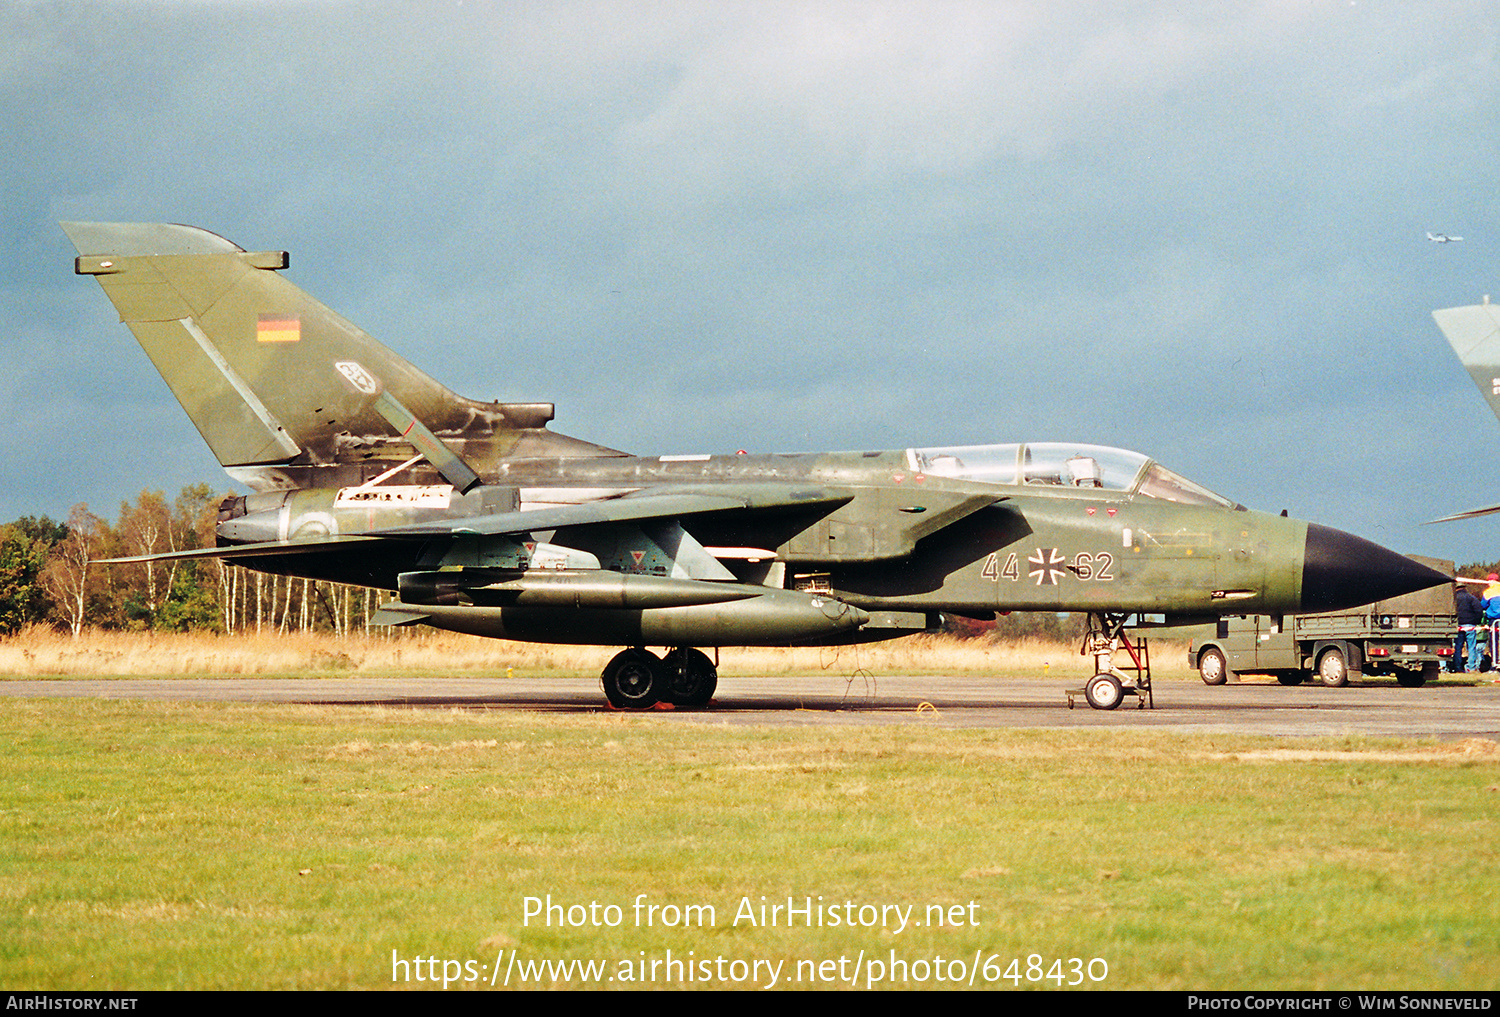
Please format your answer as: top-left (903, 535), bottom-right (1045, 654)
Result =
top-left (3, 673), bottom-right (1499, 738)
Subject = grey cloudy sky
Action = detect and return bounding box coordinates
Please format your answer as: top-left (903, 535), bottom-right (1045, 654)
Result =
top-left (5, 1), bottom-right (1499, 563)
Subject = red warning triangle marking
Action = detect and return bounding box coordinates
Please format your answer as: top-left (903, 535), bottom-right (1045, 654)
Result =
top-left (630, 550), bottom-right (646, 565)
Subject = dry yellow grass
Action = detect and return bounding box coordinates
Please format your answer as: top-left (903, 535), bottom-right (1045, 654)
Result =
top-left (0, 625), bottom-right (605, 677)
top-left (0, 626), bottom-right (1186, 678)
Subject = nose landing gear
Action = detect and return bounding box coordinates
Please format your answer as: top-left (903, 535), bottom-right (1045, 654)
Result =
top-left (1068, 612), bottom-right (1153, 711)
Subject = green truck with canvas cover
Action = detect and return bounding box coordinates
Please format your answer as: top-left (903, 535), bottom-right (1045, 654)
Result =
top-left (1188, 557), bottom-right (1456, 688)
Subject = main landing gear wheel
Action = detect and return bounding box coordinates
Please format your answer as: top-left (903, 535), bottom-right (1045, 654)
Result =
top-left (1198, 648), bottom-right (1229, 686)
top-left (662, 647), bottom-right (718, 707)
top-left (601, 648), bottom-right (663, 709)
top-left (1084, 673), bottom-right (1124, 710)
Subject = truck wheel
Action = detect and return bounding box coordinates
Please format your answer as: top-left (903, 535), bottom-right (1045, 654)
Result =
top-left (1317, 648), bottom-right (1349, 688)
top-left (1198, 648), bottom-right (1229, 686)
top-left (1395, 669), bottom-right (1426, 688)
top-left (1277, 672), bottom-right (1306, 686)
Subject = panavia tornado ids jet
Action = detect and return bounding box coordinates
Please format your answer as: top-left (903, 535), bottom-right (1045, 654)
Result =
top-left (62, 222), bottom-right (1447, 709)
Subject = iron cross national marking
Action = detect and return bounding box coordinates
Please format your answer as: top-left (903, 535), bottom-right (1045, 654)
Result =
top-left (1028, 548), bottom-right (1068, 586)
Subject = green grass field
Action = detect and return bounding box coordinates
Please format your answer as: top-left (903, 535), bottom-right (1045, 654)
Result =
top-left (1, 696), bottom-right (1495, 990)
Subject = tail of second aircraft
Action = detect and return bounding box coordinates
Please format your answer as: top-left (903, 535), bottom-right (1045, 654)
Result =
top-left (62, 222), bottom-right (620, 492)
top-left (1434, 298), bottom-right (1500, 423)
top-left (1432, 298), bottom-right (1500, 520)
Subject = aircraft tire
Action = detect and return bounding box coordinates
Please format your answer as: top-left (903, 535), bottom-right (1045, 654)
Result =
top-left (1084, 673), bottom-right (1124, 710)
top-left (1198, 648), bottom-right (1229, 686)
top-left (662, 647), bottom-right (718, 707)
top-left (1317, 648), bottom-right (1349, 688)
top-left (602, 648), bottom-right (663, 709)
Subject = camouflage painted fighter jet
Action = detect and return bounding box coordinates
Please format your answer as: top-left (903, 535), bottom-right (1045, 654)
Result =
top-left (63, 222), bottom-right (1447, 709)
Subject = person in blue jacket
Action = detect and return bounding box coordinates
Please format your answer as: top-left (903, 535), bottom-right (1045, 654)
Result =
top-left (1482, 574), bottom-right (1500, 669)
top-left (1454, 582), bottom-right (1486, 672)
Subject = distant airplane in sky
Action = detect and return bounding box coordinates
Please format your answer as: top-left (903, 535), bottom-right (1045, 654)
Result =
top-left (1427, 232), bottom-right (1463, 243)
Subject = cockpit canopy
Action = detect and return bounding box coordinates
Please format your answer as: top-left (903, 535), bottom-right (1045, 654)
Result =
top-left (906, 443), bottom-right (1242, 509)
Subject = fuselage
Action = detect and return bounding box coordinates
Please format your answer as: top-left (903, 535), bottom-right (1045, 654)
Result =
top-left (215, 442), bottom-right (1428, 636)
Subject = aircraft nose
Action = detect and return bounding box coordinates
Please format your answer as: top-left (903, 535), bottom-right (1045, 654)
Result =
top-left (1301, 523), bottom-right (1450, 612)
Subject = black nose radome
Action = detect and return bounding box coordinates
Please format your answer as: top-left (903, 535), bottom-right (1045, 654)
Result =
top-left (1301, 523), bottom-right (1450, 613)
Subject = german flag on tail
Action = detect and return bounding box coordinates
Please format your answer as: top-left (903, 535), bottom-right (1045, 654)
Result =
top-left (256, 314), bottom-right (300, 343)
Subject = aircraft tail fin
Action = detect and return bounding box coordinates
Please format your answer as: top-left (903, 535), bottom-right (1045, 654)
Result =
top-left (62, 222), bottom-right (619, 491)
top-left (1434, 299), bottom-right (1500, 423)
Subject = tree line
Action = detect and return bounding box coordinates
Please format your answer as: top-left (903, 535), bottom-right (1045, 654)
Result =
top-left (0, 485), bottom-right (382, 638)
